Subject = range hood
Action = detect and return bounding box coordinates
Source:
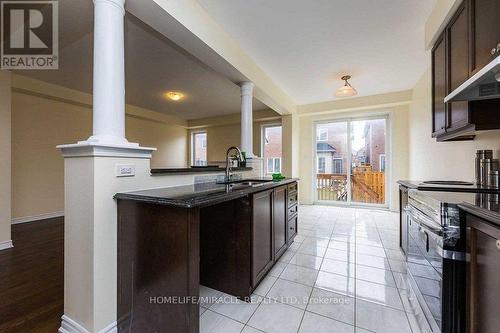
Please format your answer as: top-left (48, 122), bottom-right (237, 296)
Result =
top-left (445, 56), bottom-right (500, 102)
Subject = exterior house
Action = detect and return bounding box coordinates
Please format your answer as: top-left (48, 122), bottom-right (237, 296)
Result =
top-left (316, 122), bottom-right (348, 174)
top-left (363, 119), bottom-right (386, 172)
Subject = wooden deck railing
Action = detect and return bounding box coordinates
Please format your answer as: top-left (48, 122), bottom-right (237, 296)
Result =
top-left (316, 168), bottom-right (385, 204)
top-left (316, 174), bottom-right (347, 201)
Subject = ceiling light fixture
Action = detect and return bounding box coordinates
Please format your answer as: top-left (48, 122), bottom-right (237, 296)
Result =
top-left (335, 75), bottom-right (357, 98)
top-left (165, 91), bottom-right (185, 101)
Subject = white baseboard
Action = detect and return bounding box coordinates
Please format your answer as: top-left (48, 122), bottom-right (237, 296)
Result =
top-left (12, 211), bottom-right (64, 224)
top-left (59, 315), bottom-right (117, 333)
top-left (0, 240), bottom-right (13, 251)
top-left (59, 315), bottom-right (88, 333)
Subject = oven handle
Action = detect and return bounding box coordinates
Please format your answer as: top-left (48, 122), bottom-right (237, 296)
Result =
top-left (408, 207), bottom-right (465, 261)
top-left (405, 207), bottom-right (466, 268)
top-left (417, 222), bottom-right (441, 243)
top-left (405, 206), bottom-right (442, 236)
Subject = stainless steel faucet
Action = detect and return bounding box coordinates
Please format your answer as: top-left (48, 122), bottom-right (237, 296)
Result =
top-left (225, 146), bottom-right (243, 182)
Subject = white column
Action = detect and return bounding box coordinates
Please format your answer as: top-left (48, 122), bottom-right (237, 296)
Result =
top-left (57, 0), bottom-right (156, 331)
top-left (85, 0), bottom-right (133, 146)
top-left (240, 82), bottom-right (254, 157)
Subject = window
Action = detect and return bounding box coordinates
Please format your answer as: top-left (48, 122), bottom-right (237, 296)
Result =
top-left (379, 154), bottom-right (386, 172)
top-left (317, 157), bottom-right (326, 173)
top-left (262, 125), bottom-right (282, 173)
top-left (192, 132), bottom-right (207, 166)
top-left (267, 157), bottom-right (281, 174)
top-left (317, 128), bottom-right (328, 141)
top-left (333, 158), bottom-right (343, 174)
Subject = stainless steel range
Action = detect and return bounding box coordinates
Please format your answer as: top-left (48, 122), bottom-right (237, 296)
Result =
top-left (403, 190), bottom-right (475, 333)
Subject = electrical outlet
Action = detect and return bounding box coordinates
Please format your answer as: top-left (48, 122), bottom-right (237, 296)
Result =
top-left (116, 164), bottom-right (135, 177)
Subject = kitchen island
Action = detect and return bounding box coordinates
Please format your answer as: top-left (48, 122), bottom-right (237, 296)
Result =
top-left (114, 178), bottom-right (299, 333)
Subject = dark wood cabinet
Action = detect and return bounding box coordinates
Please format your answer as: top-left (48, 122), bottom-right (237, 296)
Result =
top-left (287, 183), bottom-right (298, 243)
top-left (273, 186), bottom-right (288, 259)
top-left (431, 0), bottom-right (500, 141)
top-left (250, 181), bottom-right (298, 289)
top-left (470, 0), bottom-right (500, 75)
top-left (466, 215), bottom-right (500, 333)
top-left (432, 34), bottom-right (447, 137)
top-left (432, 2), bottom-right (472, 139)
top-left (251, 189), bottom-right (274, 287)
top-left (287, 215), bottom-right (298, 242)
top-left (447, 3), bottom-right (471, 132)
top-left (117, 180), bottom-right (298, 333)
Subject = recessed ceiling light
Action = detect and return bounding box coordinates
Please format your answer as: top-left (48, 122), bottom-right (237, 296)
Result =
top-left (335, 75), bottom-right (357, 98)
top-left (164, 91), bottom-right (185, 101)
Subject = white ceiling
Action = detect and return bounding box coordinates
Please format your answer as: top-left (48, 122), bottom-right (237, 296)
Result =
top-left (18, 0), bottom-right (268, 120)
top-left (197, 0), bottom-right (437, 105)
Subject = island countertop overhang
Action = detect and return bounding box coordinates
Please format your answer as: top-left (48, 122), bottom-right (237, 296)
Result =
top-left (114, 178), bottom-right (299, 208)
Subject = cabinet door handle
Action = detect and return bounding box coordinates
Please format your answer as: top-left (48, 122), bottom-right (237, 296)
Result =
top-left (496, 239), bottom-right (500, 250)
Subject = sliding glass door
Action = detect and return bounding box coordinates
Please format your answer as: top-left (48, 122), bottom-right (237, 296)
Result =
top-left (349, 119), bottom-right (387, 205)
top-left (314, 117), bottom-right (388, 207)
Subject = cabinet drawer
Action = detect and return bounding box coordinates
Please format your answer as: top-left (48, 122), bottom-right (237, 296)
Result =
top-left (288, 182), bottom-right (298, 194)
top-left (287, 215), bottom-right (298, 242)
top-left (288, 204), bottom-right (298, 218)
top-left (288, 192), bottom-right (298, 207)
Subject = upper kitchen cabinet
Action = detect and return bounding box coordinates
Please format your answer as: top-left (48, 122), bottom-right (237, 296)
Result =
top-left (432, 1), bottom-right (472, 140)
top-left (432, 35), bottom-right (447, 137)
top-left (431, 0), bottom-right (500, 141)
top-left (447, 3), bottom-right (471, 132)
top-left (470, 0), bottom-right (500, 75)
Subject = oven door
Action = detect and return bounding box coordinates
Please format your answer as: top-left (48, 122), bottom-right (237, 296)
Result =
top-left (401, 207), bottom-right (409, 257)
top-left (406, 205), bottom-right (443, 332)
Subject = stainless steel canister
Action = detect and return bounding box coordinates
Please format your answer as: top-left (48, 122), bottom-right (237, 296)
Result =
top-left (488, 193), bottom-right (499, 211)
top-left (489, 170), bottom-right (499, 188)
top-left (480, 159), bottom-right (499, 186)
top-left (476, 150), bottom-right (493, 185)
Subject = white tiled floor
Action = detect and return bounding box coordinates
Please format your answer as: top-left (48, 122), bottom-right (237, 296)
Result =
top-left (200, 205), bottom-right (421, 333)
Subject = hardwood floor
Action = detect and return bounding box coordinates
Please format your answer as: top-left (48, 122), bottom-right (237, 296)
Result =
top-left (0, 217), bottom-right (64, 333)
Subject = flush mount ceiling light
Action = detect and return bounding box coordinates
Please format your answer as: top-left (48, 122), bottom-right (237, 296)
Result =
top-left (335, 75), bottom-right (358, 98)
top-left (164, 91), bottom-right (185, 101)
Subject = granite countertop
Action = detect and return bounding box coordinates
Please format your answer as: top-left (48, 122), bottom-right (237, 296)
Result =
top-left (151, 167), bottom-right (252, 174)
top-left (458, 202), bottom-right (500, 228)
top-left (398, 180), bottom-right (500, 194)
top-left (115, 178), bottom-right (298, 208)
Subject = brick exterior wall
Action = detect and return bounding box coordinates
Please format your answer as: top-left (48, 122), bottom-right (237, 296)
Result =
top-left (363, 119), bottom-right (386, 171)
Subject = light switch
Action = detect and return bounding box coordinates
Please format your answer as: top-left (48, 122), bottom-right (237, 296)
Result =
top-left (116, 164), bottom-right (135, 177)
